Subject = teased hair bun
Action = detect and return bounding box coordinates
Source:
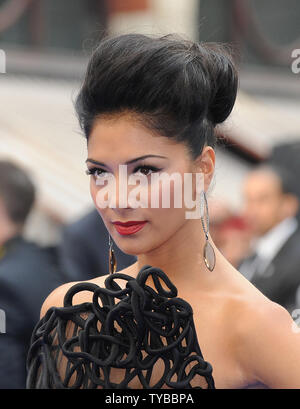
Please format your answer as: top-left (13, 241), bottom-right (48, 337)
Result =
top-left (75, 33), bottom-right (238, 159)
top-left (197, 43), bottom-right (238, 125)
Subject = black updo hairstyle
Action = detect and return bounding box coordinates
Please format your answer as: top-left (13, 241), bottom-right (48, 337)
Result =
top-left (75, 33), bottom-right (238, 160)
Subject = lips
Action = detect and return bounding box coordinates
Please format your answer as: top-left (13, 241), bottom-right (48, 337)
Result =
top-left (112, 221), bottom-right (147, 235)
top-left (113, 221), bottom-right (146, 226)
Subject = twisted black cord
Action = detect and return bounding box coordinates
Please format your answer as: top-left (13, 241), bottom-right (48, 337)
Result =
top-left (26, 265), bottom-right (215, 389)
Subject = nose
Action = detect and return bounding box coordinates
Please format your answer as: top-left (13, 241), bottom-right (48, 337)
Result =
top-left (109, 178), bottom-right (138, 220)
top-left (115, 174), bottom-right (130, 209)
top-left (94, 167), bottom-right (150, 211)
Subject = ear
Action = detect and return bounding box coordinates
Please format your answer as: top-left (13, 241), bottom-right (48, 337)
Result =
top-left (193, 146), bottom-right (216, 192)
top-left (283, 194), bottom-right (299, 218)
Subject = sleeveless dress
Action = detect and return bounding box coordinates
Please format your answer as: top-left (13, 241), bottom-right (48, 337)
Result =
top-left (26, 265), bottom-right (215, 389)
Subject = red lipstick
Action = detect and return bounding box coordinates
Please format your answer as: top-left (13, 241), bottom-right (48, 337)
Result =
top-left (112, 221), bottom-right (147, 236)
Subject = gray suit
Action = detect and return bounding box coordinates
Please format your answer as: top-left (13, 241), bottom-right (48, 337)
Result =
top-left (239, 229), bottom-right (300, 312)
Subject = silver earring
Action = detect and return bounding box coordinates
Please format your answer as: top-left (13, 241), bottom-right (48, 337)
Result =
top-left (108, 234), bottom-right (117, 274)
top-left (200, 190), bottom-right (216, 271)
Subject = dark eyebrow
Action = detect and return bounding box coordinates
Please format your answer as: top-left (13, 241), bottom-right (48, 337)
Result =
top-left (85, 155), bottom-right (168, 167)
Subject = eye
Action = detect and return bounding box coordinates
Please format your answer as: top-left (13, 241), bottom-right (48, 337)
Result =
top-left (133, 165), bottom-right (161, 176)
top-left (85, 167), bottom-right (108, 179)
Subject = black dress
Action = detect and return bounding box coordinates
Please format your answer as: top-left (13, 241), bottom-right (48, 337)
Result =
top-left (26, 265), bottom-right (215, 389)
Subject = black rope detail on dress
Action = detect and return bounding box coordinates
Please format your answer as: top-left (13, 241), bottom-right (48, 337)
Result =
top-left (26, 265), bottom-right (215, 389)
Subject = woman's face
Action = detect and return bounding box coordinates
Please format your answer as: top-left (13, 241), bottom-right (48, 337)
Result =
top-left (86, 112), bottom-right (208, 256)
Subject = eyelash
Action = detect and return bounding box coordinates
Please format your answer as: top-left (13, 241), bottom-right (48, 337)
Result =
top-left (85, 165), bottom-right (162, 178)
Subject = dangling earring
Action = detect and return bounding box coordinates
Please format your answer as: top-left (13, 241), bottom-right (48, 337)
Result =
top-left (108, 234), bottom-right (117, 274)
top-left (200, 190), bottom-right (216, 271)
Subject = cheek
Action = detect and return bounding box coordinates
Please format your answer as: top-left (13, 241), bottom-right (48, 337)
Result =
top-left (148, 177), bottom-right (187, 226)
top-left (90, 179), bottom-right (109, 222)
top-left (90, 179), bottom-right (98, 207)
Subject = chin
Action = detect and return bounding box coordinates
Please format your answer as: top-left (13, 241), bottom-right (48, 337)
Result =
top-left (112, 231), bottom-right (160, 257)
top-left (115, 242), bottom-right (150, 257)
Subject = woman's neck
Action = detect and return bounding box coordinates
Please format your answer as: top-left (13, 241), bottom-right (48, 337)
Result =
top-left (136, 218), bottom-right (219, 291)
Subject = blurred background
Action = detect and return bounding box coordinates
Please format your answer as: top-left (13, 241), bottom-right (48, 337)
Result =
top-left (0, 0), bottom-right (299, 243)
top-left (0, 0), bottom-right (300, 389)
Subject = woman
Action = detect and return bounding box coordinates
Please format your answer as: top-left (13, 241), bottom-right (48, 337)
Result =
top-left (26, 33), bottom-right (300, 389)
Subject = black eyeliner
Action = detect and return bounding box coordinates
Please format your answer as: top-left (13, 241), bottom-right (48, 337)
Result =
top-left (86, 164), bottom-right (162, 176)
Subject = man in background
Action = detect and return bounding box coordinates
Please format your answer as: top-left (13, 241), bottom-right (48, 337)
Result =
top-left (0, 160), bottom-right (66, 388)
top-left (239, 161), bottom-right (300, 313)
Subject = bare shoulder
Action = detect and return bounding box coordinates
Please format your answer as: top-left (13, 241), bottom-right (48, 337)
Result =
top-left (40, 276), bottom-right (107, 319)
top-left (40, 263), bottom-right (139, 319)
top-left (40, 281), bottom-right (76, 318)
top-left (232, 290), bottom-right (292, 342)
top-left (225, 270), bottom-right (293, 343)
top-left (227, 274), bottom-right (299, 387)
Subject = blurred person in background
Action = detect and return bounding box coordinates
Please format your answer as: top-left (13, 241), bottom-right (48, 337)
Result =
top-left (239, 163), bottom-right (300, 312)
top-left (207, 197), bottom-right (232, 245)
top-left (209, 198), bottom-right (251, 268)
top-left (216, 215), bottom-right (251, 269)
top-left (58, 208), bottom-right (137, 281)
top-left (0, 160), bottom-right (66, 389)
